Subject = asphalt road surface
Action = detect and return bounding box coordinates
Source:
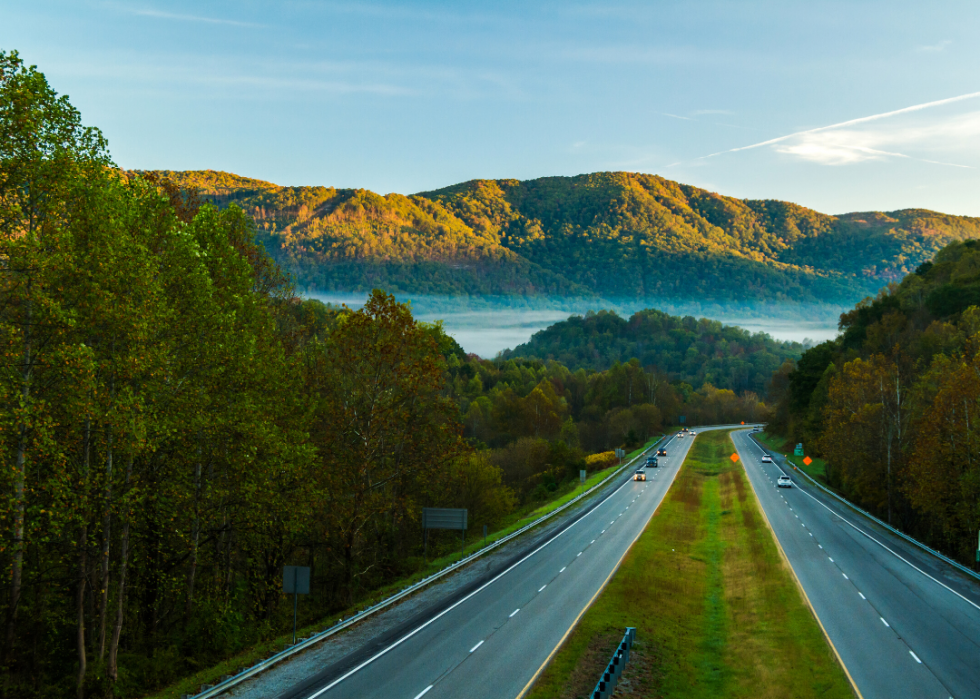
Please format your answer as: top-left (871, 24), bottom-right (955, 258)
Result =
top-left (276, 427), bottom-right (731, 699)
top-left (732, 429), bottom-right (980, 699)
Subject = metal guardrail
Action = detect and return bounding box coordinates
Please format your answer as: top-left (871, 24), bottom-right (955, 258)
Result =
top-left (183, 439), bottom-right (666, 699)
top-left (591, 627), bottom-right (636, 699)
top-left (751, 433), bottom-right (980, 584)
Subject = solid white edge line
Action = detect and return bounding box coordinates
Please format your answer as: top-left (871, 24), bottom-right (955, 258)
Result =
top-left (412, 685), bottom-right (433, 699)
top-left (469, 640), bottom-right (484, 653)
top-left (303, 463), bottom-right (637, 698)
top-left (742, 431), bottom-right (980, 613)
top-left (302, 438), bottom-right (681, 699)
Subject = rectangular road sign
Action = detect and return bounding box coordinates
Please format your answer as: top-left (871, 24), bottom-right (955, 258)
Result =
top-left (794, 443), bottom-right (804, 456)
top-left (422, 507), bottom-right (468, 531)
top-left (283, 565), bottom-right (310, 595)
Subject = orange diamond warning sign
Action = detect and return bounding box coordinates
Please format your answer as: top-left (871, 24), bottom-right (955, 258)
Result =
top-left (803, 456), bottom-right (813, 466)
top-left (730, 453), bottom-right (739, 463)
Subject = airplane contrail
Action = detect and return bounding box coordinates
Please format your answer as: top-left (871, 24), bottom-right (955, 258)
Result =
top-left (698, 90), bottom-right (980, 159)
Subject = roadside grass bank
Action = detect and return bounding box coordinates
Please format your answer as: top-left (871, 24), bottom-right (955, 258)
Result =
top-left (145, 438), bottom-right (661, 699)
top-left (526, 430), bottom-right (853, 699)
top-left (756, 432), bottom-right (831, 485)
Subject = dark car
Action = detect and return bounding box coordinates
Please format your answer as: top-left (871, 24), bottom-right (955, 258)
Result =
top-left (657, 448), bottom-right (667, 457)
top-left (645, 456), bottom-right (659, 468)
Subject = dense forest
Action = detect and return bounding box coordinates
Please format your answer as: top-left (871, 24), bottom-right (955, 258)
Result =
top-left (0, 53), bottom-right (767, 698)
top-left (152, 169), bottom-right (980, 307)
top-left (501, 308), bottom-right (803, 394)
top-left (769, 239), bottom-right (980, 567)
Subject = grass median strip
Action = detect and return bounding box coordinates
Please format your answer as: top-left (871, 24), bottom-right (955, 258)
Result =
top-left (527, 430), bottom-right (853, 699)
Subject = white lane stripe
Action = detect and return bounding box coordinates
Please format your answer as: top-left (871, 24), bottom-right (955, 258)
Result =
top-left (509, 608), bottom-right (520, 618)
top-left (741, 431), bottom-right (980, 613)
top-left (469, 640), bottom-right (484, 653)
top-left (413, 686), bottom-right (433, 699)
top-left (910, 650), bottom-right (922, 663)
top-left (881, 617), bottom-right (890, 627)
top-left (859, 592), bottom-right (866, 599)
top-left (303, 454), bottom-right (643, 699)
top-left (843, 573), bottom-right (849, 580)
top-left (559, 566), bottom-right (566, 573)
top-left (829, 557), bottom-right (834, 562)
top-left (577, 552), bottom-right (582, 557)
top-left (539, 585), bottom-right (546, 592)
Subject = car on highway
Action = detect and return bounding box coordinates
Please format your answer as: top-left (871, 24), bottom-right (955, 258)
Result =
top-left (633, 468), bottom-right (647, 481)
top-left (676, 432), bottom-right (684, 438)
top-left (689, 431), bottom-right (696, 435)
top-left (761, 454), bottom-right (772, 463)
top-left (657, 448), bottom-right (667, 456)
top-left (777, 475), bottom-right (793, 488)
top-left (645, 456), bottom-right (659, 468)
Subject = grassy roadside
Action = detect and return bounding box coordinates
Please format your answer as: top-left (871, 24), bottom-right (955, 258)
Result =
top-left (755, 432), bottom-right (831, 485)
top-left (526, 430), bottom-right (853, 699)
top-left (145, 437), bottom-right (662, 699)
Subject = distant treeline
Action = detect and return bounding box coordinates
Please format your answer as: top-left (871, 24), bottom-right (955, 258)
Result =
top-left (501, 307), bottom-right (803, 395)
top-left (150, 169), bottom-right (980, 306)
top-left (769, 239), bottom-right (980, 566)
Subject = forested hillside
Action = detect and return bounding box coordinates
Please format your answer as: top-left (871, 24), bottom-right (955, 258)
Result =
top-left (0, 53), bottom-right (767, 698)
top-left (769, 239), bottom-right (980, 567)
top-left (154, 169), bottom-right (980, 306)
top-left (502, 308), bottom-right (803, 394)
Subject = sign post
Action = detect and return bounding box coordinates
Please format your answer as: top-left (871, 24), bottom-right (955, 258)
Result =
top-left (283, 566), bottom-right (310, 645)
top-left (580, 469), bottom-right (587, 484)
top-left (794, 443), bottom-right (804, 456)
top-left (614, 448), bottom-right (625, 465)
top-left (422, 508), bottom-right (468, 560)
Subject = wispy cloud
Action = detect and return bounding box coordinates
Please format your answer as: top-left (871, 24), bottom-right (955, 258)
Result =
top-left (692, 109), bottom-right (733, 116)
top-left (697, 91), bottom-right (980, 169)
top-left (113, 5), bottom-right (265, 28)
top-left (916, 40), bottom-right (952, 53)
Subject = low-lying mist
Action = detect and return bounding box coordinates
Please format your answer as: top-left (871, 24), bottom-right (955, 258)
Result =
top-left (303, 292), bottom-right (843, 358)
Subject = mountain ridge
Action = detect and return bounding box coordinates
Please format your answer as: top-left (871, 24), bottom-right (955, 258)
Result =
top-left (145, 169), bottom-right (980, 305)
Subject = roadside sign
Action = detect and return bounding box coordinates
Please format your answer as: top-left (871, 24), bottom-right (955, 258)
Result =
top-left (580, 469), bottom-right (587, 483)
top-left (794, 443), bottom-right (804, 456)
top-left (614, 448), bottom-right (625, 459)
top-left (283, 566), bottom-right (311, 644)
top-left (803, 456), bottom-right (813, 466)
top-left (679, 415), bottom-right (686, 424)
top-left (422, 507), bottom-right (469, 559)
top-left (730, 453), bottom-right (739, 463)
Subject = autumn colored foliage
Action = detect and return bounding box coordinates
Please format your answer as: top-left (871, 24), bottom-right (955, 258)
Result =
top-left (769, 240), bottom-right (980, 566)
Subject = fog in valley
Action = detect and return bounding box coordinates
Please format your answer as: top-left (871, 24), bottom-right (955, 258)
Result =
top-left (306, 292), bottom-right (843, 358)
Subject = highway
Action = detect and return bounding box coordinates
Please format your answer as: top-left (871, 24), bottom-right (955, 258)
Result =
top-left (275, 428), bottom-right (719, 699)
top-left (731, 429), bottom-right (980, 699)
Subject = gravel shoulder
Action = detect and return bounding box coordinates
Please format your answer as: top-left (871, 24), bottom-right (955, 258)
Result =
top-left (227, 462), bottom-right (644, 699)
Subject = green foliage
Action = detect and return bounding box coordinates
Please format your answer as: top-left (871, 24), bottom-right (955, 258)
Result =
top-left (155, 170), bottom-right (980, 305)
top-left (773, 239), bottom-right (980, 567)
top-left (500, 307), bottom-right (802, 395)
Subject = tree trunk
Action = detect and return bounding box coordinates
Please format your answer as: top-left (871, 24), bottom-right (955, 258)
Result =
top-left (98, 429), bottom-right (113, 661)
top-left (185, 441), bottom-right (203, 622)
top-left (108, 454), bottom-right (133, 682)
top-left (77, 419), bottom-right (91, 699)
top-left (5, 283), bottom-right (32, 661)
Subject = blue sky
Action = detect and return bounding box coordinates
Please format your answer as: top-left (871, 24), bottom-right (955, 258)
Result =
top-left (6, 1), bottom-right (980, 215)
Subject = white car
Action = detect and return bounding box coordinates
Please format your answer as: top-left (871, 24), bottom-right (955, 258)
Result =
top-left (761, 455), bottom-right (772, 463)
top-left (689, 431), bottom-right (696, 435)
top-left (777, 475), bottom-right (793, 488)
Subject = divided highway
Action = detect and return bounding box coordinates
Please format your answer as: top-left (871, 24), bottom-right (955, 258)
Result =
top-left (276, 429), bottom-right (720, 699)
top-left (732, 429), bottom-right (980, 699)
